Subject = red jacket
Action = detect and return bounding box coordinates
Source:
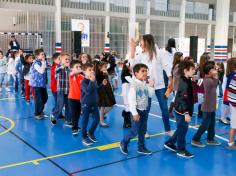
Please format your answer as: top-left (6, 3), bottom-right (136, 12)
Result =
top-left (50, 62), bottom-right (58, 93)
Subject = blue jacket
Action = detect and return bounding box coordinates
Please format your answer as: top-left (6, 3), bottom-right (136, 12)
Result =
top-left (30, 59), bottom-right (47, 88)
top-left (81, 78), bottom-right (98, 106)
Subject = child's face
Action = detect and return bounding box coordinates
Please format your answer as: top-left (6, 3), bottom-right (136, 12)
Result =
top-left (61, 56), bottom-right (70, 67)
top-left (135, 67), bottom-right (148, 81)
top-left (209, 68), bottom-right (217, 76)
top-left (184, 67), bottom-right (195, 78)
top-left (0, 53), bottom-right (3, 59)
top-left (27, 56), bottom-right (34, 64)
top-left (37, 52), bottom-right (45, 60)
top-left (101, 64), bottom-right (107, 72)
top-left (71, 63), bottom-right (82, 74)
top-left (84, 67), bottom-right (94, 78)
top-left (81, 54), bottom-right (88, 64)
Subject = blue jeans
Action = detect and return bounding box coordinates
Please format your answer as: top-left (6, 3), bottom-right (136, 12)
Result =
top-left (8, 74), bottom-right (18, 92)
top-left (81, 104), bottom-right (99, 139)
top-left (166, 111), bottom-right (189, 150)
top-left (147, 88), bottom-right (171, 132)
top-left (52, 92), bottom-right (70, 122)
top-left (218, 82), bottom-right (223, 97)
top-left (122, 110), bottom-right (148, 150)
top-left (34, 87), bottom-right (48, 116)
top-left (193, 112), bottom-right (215, 141)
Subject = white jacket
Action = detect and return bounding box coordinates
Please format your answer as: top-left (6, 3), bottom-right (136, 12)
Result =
top-left (129, 46), bottom-right (172, 90)
top-left (7, 58), bottom-right (16, 75)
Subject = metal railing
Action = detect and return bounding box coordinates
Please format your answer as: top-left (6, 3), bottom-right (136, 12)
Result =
top-left (61, 0), bottom-right (105, 11)
top-left (0, 0), bottom-right (54, 5)
top-left (150, 9), bottom-right (180, 17)
top-left (185, 13), bottom-right (209, 20)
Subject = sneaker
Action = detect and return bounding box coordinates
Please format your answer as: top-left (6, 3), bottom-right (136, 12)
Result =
top-left (177, 150), bottom-right (194, 158)
top-left (82, 138), bottom-right (93, 146)
top-left (219, 118), bottom-right (230, 125)
top-left (64, 121), bottom-right (72, 128)
top-left (88, 132), bottom-right (97, 143)
top-left (35, 115), bottom-right (44, 120)
top-left (21, 95), bottom-right (25, 99)
top-left (72, 129), bottom-right (79, 135)
top-left (226, 117), bottom-right (231, 121)
top-left (100, 122), bottom-right (109, 128)
top-left (145, 132), bottom-right (150, 139)
top-left (164, 143), bottom-right (177, 152)
top-left (227, 143), bottom-right (236, 150)
top-left (50, 115), bottom-right (56, 125)
top-left (119, 142), bottom-right (128, 155)
top-left (137, 147), bottom-right (152, 155)
top-left (191, 140), bottom-right (206, 148)
top-left (206, 140), bottom-right (221, 146)
top-left (165, 131), bottom-right (174, 136)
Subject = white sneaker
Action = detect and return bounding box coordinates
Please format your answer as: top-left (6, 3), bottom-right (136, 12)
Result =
top-left (5, 87), bottom-right (11, 92)
top-left (165, 130), bottom-right (175, 136)
top-left (145, 132), bottom-right (150, 138)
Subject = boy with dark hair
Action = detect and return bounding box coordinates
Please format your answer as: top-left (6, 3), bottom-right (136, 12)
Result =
top-left (164, 60), bottom-right (195, 158)
top-left (68, 60), bottom-right (84, 135)
top-left (120, 63), bottom-right (155, 155)
top-left (191, 61), bottom-right (221, 147)
top-left (81, 63), bottom-right (100, 146)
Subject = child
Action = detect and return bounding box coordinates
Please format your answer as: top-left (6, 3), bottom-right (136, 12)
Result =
top-left (120, 63), bottom-right (155, 155)
top-left (30, 48), bottom-right (48, 120)
top-left (50, 53), bottom-right (61, 113)
top-left (191, 61), bottom-right (221, 147)
top-left (0, 51), bottom-right (10, 92)
top-left (227, 58), bottom-right (236, 150)
top-left (121, 60), bottom-right (132, 128)
top-left (164, 60), bottom-right (195, 158)
top-left (96, 61), bottom-right (116, 127)
top-left (7, 51), bottom-right (16, 92)
top-left (81, 63), bottom-right (100, 146)
top-left (23, 54), bottom-right (34, 102)
top-left (16, 49), bottom-right (25, 97)
top-left (68, 60), bottom-right (84, 135)
top-left (217, 62), bottom-right (225, 98)
top-left (219, 58), bottom-right (236, 125)
top-left (50, 53), bottom-right (71, 126)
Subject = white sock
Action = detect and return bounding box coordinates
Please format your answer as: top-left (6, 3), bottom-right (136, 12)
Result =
top-left (228, 142), bottom-right (234, 146)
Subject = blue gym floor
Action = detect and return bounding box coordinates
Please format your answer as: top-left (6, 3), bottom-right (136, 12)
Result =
top-left (0, 83), bottom-right (235, 176)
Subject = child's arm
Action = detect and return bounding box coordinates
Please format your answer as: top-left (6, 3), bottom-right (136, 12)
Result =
top-left (147, 80), bottom-right (155, 97)
top-left (178, 80), bottom-right (192, 116)
top-left (128, 86), bottom-right (139, 121)
top-left (34, 60), bottom-right (46, 74)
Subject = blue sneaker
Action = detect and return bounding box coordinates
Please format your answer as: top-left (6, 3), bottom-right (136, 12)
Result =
top-left (119, 142), bottom-right (128, 155)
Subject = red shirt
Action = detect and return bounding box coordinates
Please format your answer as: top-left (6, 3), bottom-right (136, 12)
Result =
top-left (50, 62), bottom-right (58, 93)
top-left (68, 73), bottom-right (84, 100)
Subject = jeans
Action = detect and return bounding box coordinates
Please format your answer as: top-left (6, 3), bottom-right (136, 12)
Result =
top-left (52, 92), bottom-right (70, 122)
top-left (218, 82), bottom-right (223, 97)
top-left (147, 88), bottom-right (171, 132)
top-left (122, 110), bottom-right (148, 150)
top-left (34, 87), bottom-right (48, 116)
top-left (166, 111), bottom-right (189, 150)
top-left (69, 99), bottom-right (81, 130)
top-left (8, 74), bottom-right (18, 91)
top-left (81, 104), bottom-right (99, 139)
top-left (193, 112), bottom-right (216, 141)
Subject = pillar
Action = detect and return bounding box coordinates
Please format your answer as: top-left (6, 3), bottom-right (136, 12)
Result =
top-left (179, 0), bottom-right (186, 38)
top-left (104, 0), bottom-right (110, 53)
top-left (145, 0), bottom-right (151, 34)
top-left (55, 0), bottom-right (62, 53)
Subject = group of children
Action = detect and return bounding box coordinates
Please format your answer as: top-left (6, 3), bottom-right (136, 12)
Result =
top-left (1, 41), bottom-right (236, 159)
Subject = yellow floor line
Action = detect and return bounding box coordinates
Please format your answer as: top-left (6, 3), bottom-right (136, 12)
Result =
top-left (0, 98), bottom-right (16, 101)
top-left (0, 116), bottom-right (15, 136)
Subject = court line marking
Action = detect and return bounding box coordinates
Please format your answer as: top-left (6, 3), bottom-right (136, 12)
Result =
top-left (0, 116), bottom-right (15, 136)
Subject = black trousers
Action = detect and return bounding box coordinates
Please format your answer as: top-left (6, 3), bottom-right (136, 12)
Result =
top-left (34, 87), bottom-right (48, 116)
top-left (69, 99), bottom-right (81, 130)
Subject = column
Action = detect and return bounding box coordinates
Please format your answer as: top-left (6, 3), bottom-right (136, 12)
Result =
top-left (129, 0), bottom-right (136, 40)
top-left (206, 8), bottom-right (213, 54)
top-left (214, 0), bottom-right (230, 62)
top-left (145, 0), bottom-right (151, 34)
top-left (104, 0), bottom-right (110, 53)
top-left (179, 0), bottom-right (186, 38)
top-left (55, 0), bottom-right (62, 53)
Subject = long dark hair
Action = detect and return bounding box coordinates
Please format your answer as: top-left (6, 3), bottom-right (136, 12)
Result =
top-left (172, 52), bottom-right (183, 72)
top-left (226, 58), bottom-right (236, 76)
top-left (142, 34), bottom-right (156, 61)
top-left (166, 38), bottom-right (176, 54)
top-left (199, 54), bottom-right (210, 76)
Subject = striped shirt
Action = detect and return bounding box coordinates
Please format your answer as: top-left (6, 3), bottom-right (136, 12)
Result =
top-left (55, 65), bottom-right (70, 94)
top-left (228, 74), bottom-right (236, 107)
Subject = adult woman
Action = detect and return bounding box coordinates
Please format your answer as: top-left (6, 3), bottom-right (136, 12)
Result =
top-left (129, 34), bottom-right (172, 135)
